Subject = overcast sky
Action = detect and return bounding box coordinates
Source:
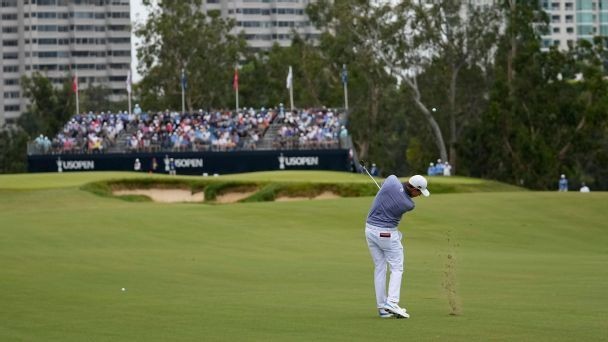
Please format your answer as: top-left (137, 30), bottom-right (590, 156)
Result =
top-left (130, 0), bottom-right (149, 82)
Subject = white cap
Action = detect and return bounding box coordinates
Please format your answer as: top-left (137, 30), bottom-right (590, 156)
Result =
top-left (409, 175), bottom-right (430, 197)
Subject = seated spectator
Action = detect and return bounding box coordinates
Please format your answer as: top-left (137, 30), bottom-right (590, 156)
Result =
top-left (34, 106), bottom-right (345, 155)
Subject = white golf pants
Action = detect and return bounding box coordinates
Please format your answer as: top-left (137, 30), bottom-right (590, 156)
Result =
top-left (365, 226), bottom-right (404, 308)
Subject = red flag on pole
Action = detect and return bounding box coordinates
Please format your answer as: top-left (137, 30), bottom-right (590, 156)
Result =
top-left (233, 67), bottom-right (239, 91)
top-left (72, 74), bottom-right (78, 93)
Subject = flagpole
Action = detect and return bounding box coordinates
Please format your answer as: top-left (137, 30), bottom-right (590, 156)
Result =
top-left (344, 81), bottom-right (349, 110)
top-left (288, 66), bottom-right (294, 111)
top-left (75, 72), bottom-right (79, 115)
top-left (127, 70), bottom-right (132, 115)
top-left (342, 64), bottom-right (348, 110)
top-left (181, 68), bottom-right (186, 114)
top-left (234, 66), bottom-right (239, 112)
top-left (289, 84), bottom-right (294, 111)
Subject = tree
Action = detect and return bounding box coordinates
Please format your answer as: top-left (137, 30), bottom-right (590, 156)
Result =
top-left (18, 73), bottom-right (74, 137)
top-left (462, 3), bottom-right (608, 189)
top-left (306, 0), bottom-right (407, 172)
top-left (349, 1), bottom-right (502, 172)
top-left (0, 126), bottom-right (28, 173)
top-left (80, 84), bottom-right (128, 113)
top-left (0, 73), bottom-right (74, 174)
top-left (136, 0), bottom-right (248, 111)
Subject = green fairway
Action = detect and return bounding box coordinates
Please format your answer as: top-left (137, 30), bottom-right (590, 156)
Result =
top-left (0, 173), bottom-right (606, 341)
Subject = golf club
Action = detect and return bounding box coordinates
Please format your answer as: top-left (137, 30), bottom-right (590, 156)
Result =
top-left (359, 160), bottom-right (381, 189)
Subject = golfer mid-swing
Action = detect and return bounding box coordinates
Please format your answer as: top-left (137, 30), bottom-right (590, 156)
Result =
top-left (365, 174), bottom-right (430, 318)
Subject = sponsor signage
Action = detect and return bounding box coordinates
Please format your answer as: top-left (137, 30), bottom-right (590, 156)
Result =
top-left (28, 150), bottom-right (350, 175)
top-left (174, 158), bottom-right (203, 168)
top-left (56, 158), bottom-right (95, 172)
top-left (278, 153), bottom-right (319, 169)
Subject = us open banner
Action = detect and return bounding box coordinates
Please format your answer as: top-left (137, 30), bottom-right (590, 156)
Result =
top-left (28, 150), bottom-right (351, 175)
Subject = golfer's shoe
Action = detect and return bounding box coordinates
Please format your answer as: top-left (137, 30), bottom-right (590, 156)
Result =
top-left (378, 308), bottom-right (394, 318)
top-left (383, 302), bottom-right (410, 319)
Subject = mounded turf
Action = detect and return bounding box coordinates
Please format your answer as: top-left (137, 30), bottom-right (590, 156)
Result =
top-left (0, 172), bottom-right (606, 341)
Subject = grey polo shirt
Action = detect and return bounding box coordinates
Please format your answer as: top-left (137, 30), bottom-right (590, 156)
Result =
top-left (366, 175), bottom-right (415, 229)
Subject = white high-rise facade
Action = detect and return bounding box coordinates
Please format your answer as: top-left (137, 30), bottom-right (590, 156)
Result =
top-left (540, 0), bottom-right (608, 50)
top-left (201, 0), bottom-right (321, 49)
top-left (0, 0), bottom-right (131, 126)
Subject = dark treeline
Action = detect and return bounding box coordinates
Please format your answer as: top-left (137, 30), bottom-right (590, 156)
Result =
top-left (2, 1), bottom-right (607, 190)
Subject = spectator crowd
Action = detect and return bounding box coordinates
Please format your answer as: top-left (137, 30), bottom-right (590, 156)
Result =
top-left (273, 108), bottom-right (347, 149)
top-left (31, 112), bottom-right (128, 154)
top-left (427, 159), bottom-right (452, 176)
top-left (126, 107), bottom-right (274, 152)
top-left (31, 106), bottom-right (348, 155)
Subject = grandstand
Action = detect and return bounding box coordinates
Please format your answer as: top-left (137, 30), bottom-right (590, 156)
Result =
top-left (27, 107), bottom-right (356, 175)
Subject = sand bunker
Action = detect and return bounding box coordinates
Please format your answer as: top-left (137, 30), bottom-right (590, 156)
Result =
top-left (275, 191), bottom-right (340, 202)
top-left (314, 191), bottom-right (340, 200)
top-left (113, 189), bottom-right (204, 203)
top-left (215, 190), bottom-right (258, 203)
top-left (113, 189), bottom-right (340, 203)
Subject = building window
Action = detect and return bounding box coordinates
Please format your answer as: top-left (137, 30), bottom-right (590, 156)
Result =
top-left (4, 105), bottom-right (20, 112)
top-left (4, 91), bottom-right (20, 99)
top-left (3, 65), bottom-right (19, 72)
top-left (577, 25), bottom-right (594, 35)
top-left (577, 0), bottom-right (595, 10)
top-left (1, 13), bottom-right (17, 20)
top-left (553, 27), bottom-right (560, 33)
top-left (2, 26), bottom-right (18, 33)
top-left (1, 0), bottom-right (18, 7)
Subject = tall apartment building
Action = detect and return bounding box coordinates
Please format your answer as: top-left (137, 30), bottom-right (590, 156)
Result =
top-left (541, 0), bottom-right (608, 50)
top-left (201, 0), bottom-right (321, 50)
top-left (0, 0), bottom-right (131, 126)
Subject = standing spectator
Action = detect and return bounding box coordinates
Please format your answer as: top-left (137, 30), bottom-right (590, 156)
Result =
top-left (169, 158), bottom-right (176, 175)
top-left (370, 163), bottom-right (379, 177)
top-left (427, 162), bottom-right (435, 176)
top-left (443, 162), bottom-right (452, 176)
top-left (151, 157), bottom-right (158, 173)
top-left (579, 182), bottom-right (590, 193)
top-left (134, 158), bottom-right (141, 171)
top-left (435, 159), bottom-right (444, 176)
top-left (558, 174), bottom-right (568, 192)
top-left (339, 125), bottom-right (349, 147)
top-left (164, 155), bottom-right (170, 174)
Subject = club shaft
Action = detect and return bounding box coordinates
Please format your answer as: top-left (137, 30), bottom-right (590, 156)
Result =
top-left (362, 165), bottom-right (381, 189)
